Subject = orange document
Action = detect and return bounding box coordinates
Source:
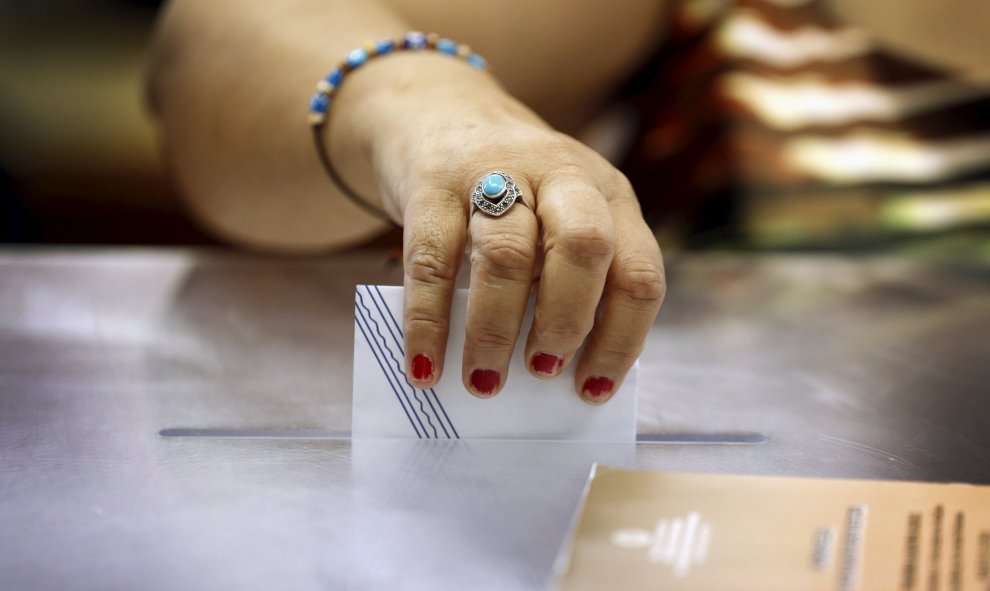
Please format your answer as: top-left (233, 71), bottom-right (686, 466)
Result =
top-left (556, 466), bottom-right (990, 591)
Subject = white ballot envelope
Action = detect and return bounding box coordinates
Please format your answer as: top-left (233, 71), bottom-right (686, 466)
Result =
top-left (352, 285), bottom-right (637, 441)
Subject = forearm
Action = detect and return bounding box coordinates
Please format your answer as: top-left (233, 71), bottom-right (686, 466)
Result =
top-left (148, 0), bottom-right (411, 251)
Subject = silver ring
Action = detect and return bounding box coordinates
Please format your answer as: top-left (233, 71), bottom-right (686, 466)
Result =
top-left (471, 171), bottom-right (526, 217)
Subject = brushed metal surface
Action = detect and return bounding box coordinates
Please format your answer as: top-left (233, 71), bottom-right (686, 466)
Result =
top-left (1, 249), bottom-right (987, 590)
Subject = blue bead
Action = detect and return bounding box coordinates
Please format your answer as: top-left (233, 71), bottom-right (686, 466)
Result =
top-left (437, 39), bottom-right (457, 55)
top-left (326, 68), bottom-right (343, 87)
top-left (466, 53), bottom-right (487, 70)
top-left (309, 93), bottom-right (330, 114)
top-left (376, 39), bottom-right (395, 55)
top-left (482, 174), bottom-right (506, 197)
top-left (346, 48), bottom-right (368, 68)
top-left (404, 31), bottom-right (427, 49)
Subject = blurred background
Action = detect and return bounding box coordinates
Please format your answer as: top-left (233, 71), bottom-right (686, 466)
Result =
top-left (621, 0), bottom-right (990, 259)
top-left (0, 0), bottom-right (211, 245)
top-left (1, 0), bottom-right (988, 258)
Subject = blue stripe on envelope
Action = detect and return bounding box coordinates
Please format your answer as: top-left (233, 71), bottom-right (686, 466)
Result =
top-left (355, 286), bottom-right (459, 439)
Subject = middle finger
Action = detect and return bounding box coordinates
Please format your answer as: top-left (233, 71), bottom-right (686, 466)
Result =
top-left (523, 175), bottom-right (614, 379)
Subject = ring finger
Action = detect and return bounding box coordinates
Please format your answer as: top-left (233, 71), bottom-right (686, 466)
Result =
top-left (463, 171), bottom-right (538, 397)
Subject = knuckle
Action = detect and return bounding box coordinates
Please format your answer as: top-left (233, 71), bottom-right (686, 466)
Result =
top-left (409, 188), bottom-right (458, 212)
top-left (547, 139), bottom-right (586, 163)
top-left (609, 170), bottom-right (640, 205)
top-left (404, 313), bottom-right (448, 337)
top-left (535, 320), bottom-right (590, 346)
top-left (597, 332), bottom-right (646, 361)
top-left (523, 130), bottom-right (574, 157)
top-left (405, 242), bottom-right (458, 286)
top-left (471, 231), bottom-right (535, 282)
top-left (611, 169), bottom-right (635, 194)
top-left (556, 222), bottom-right (615, 262)
top-left (613, 256), bottom-right (666, 306)
top-left (469, 325), bottom-right (517, 352)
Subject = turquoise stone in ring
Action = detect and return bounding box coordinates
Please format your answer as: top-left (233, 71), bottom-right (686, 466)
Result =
top-left (481, 173), bottom-right (507, 200)
top-left (472, 171), bottom-right (523, 217)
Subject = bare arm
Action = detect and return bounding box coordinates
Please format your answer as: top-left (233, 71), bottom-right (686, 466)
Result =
top-left (147, 0), bottom-right (664, 252)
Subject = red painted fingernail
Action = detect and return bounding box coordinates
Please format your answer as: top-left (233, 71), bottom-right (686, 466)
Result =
top-left (531, 353), bottom-right (563, 376)
top-left (582, 376), bottom-right (615, 400)
top-left (412, 354), bottom-right (433, 381)
top-left (470, 369), bottom-right (500, 395)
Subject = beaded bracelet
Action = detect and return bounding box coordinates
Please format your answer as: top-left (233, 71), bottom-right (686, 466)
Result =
top-left (308, 32), bottom-right (490, 222)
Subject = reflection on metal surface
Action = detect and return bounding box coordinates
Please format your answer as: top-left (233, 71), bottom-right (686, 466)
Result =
top-left (159, 428), bottom-right (351, 439)
top-left (158, 428), bottom-right (768, 445)
top-left (636, 433), bottom-right (768, 444)
top-left (348, 438), bottom-right (637, 588)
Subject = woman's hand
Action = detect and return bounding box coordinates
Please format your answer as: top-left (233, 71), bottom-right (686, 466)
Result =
top-left (330, 52), bottom-right (666, 403)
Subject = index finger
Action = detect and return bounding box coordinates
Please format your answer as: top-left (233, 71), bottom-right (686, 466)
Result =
top-left (402, 188), bottom-right (468, 388)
